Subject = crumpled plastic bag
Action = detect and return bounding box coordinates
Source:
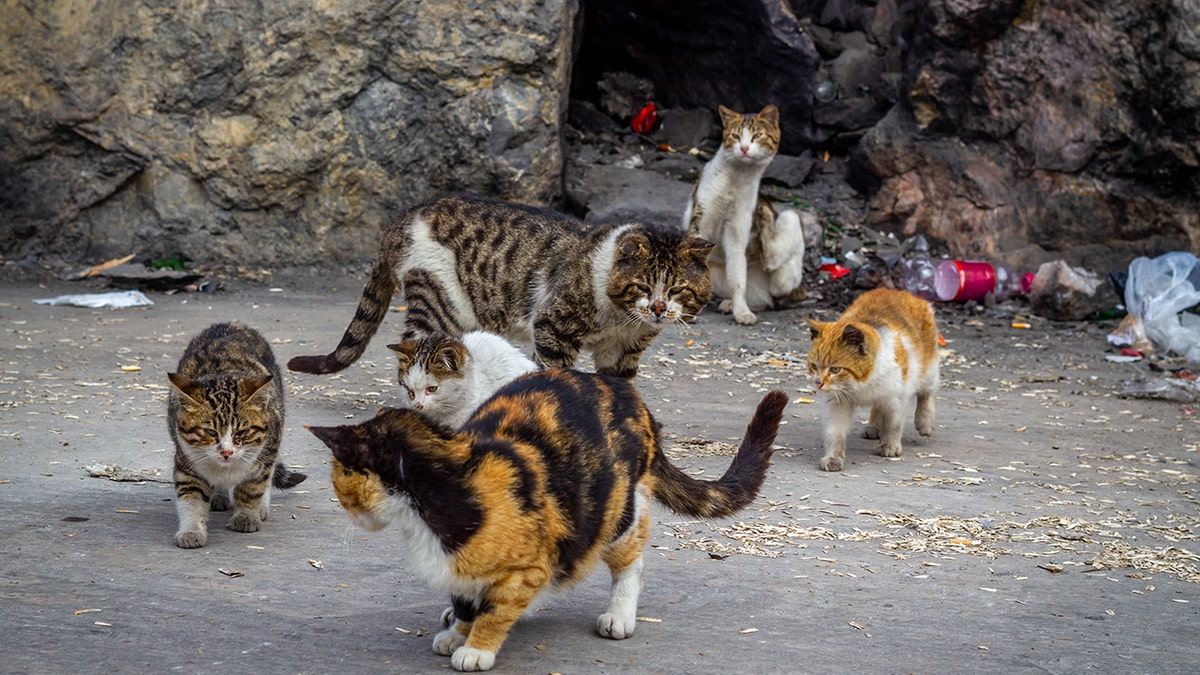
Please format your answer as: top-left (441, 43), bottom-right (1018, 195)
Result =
top-left (33, 290), bottom-right (155, 308)
top-left (1108, 252), bottom-right (1200, 362)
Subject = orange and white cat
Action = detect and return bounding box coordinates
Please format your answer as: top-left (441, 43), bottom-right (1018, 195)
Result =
top-left (805, 289), bottom-right (939, 471)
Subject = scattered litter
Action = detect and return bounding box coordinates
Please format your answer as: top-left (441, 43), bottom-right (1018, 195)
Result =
top-left (85, 464), bottom-right (170, 484)
top-left (73, 254), bottom-right (137, 278)
top-left (218, 568), bottom-right (244, 578)
top-left (308, 559), bottom-right (325, 571)
top-left (1119, 374), bottom-right (1200, 402)
top-left (74, 609), bottom-right (102, 615)
top-left (636, 616), bottom-right (662, 623)
top-left (34, 290), bottom-right (154, 308)
top-left (738, 627), bottom-right (759, 634)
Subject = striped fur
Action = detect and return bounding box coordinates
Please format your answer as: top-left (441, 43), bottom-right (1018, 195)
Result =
top-left (805, 289), bottom-right (940, 472)
top-left (167, 323), bottom-right (305, 548)
top-left (307, 369), bottom-right (787, 672)
top-left (287, 193), bottom-right (714, 380)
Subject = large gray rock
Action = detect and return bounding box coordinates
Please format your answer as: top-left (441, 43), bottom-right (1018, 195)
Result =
top-left (0, 0), bottom-right (577, 267)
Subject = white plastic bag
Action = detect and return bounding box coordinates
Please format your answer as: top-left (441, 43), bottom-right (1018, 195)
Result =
top-left (1115, 252), bottom-right (1200, 362)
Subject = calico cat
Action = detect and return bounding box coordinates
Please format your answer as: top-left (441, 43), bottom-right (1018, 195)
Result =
top-left (388, 330), bottom-right (538, 429)
top-left (684, 104), bottom-right (806, 326)
top-left (167, 322), bottom-right (306, 548)
top-left (805, 288), bottom-right (940, 472)
top-left (307, 369), bottom-right (788, 672)
top-left (288, 193), bottom-right (714, 380)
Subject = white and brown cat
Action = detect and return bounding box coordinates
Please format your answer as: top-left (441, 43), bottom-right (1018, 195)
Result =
top-left (805, 288), bottom-right (940, 471)
top-left (388, 330), bottom-right (538, 429)
top-left (685, 104), bottom-right (806, 325)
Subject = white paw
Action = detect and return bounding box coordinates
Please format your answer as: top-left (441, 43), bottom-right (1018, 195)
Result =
top-left (877, 441), bottom-right (903, 458)
top-left (718, 299), bottom-right (734, 314)
top-left (440, 606), bottom-right (456, 628)
top-left (433, 628), bottom-right (466, 656)
top-left (861, 425), bottom-right (880, 440)
top-left (819, 453), bottom-right (843, 472)
top-left (597, 612), bottom-right (636, 640)
top-left (451, 646), bottom-right (495, 672)
top-left (174, 528), bottom-right (207, 548)
top-left (734, 309), bottom-right (758, 325)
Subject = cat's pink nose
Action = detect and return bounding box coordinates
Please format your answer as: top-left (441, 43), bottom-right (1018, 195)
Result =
top-left (219, 447), bottom-right (234, 459)
top-left (650, 300), bottom-right (667, 317)
top-left (740, 144), bottom-right (750, 155)
top-left (412, 402), bottom-right (423, 410)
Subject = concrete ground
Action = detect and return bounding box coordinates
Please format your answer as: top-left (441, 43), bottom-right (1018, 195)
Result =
top-left (2, 272), bottom-right (1197, 674)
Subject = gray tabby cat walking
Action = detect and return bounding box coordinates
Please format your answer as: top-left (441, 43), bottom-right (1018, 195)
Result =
top-left (168, 323), bottom-right (305, 548)
top-left (289, 193), bottom-right (714, 379)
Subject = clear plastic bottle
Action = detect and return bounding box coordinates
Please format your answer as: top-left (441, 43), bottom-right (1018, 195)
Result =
top-left (898, 235), bottom-right (939, 301)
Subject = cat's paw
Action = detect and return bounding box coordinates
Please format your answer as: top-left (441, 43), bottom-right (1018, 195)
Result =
top-left (227, 511), bottom-right (263, 533)
top-left (597, 612), bottom-right (637, 640)
top-left (175, 529), bottom-right (207, 549)
top-left (861, 425), bottom-right (880, 440)
top-left (450, 646), bottom-right (495, 672)
top-left (440, 606), bottom-right (456, 628)
top-left (734, 309), bottom-right (758, 325)
top-left (210, 493), bottom-right (231, 511)
top-left (876, 441), bottom-right (903, 458)
top-left (819, 454), bottom-right (843, 472)
top-left (717, 299), bottom-right (734, 314)
top-left (433, 628), bottom-right (467, 656)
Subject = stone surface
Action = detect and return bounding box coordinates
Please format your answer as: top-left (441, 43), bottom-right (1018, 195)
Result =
top-left (0, 0), bottom-right (578, 267)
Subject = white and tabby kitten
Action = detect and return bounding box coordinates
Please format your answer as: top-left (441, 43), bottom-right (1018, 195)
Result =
top-left (388, 330), bottom-right (538, 429)
top-left (684, 104), bottom-right (805, 325)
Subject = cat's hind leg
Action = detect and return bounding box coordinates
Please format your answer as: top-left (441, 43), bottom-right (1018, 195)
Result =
top-left (598, 503), bottom-right (650, 639)
top-left (915, 391), bottom-right (935, 437)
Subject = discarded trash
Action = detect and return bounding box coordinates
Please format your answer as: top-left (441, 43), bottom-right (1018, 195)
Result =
top-left (897, 235), bottom-right (939, 301)
top-left (1028, 260), bottom-right (1112, 321)
top-left (934, 260), bottom-right (1024, 302)
top-left (1119, 373), bottom-right (1200, 402)
top-left (34, 290), bottom-right (154, 308)
top-left (1109, 252), bottom-right (1200, 362)
top-left (73, 253), bottom-right (137, 279)
top-left (818, 263), bottom-right (851, 280)
top-left (631, 101), bottom-right (658, 134)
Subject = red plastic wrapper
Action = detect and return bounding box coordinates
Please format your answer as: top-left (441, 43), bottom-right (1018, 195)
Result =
top-left (819, 263), bottom-right (851, 280)
top-left (631, 102), bottom-right (657, 134)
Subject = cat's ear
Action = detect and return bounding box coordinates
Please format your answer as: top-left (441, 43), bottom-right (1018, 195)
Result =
top-left (240, 376), bottom-right (273, 400)
top-left (387, 340), bottom-right (420, 370)
top-left (681, 235), bottom-right (715, 261)
top-left (167, 372), bottom-right (204, 403)
top-left (306, 424), bottom-right (372, 469)
top-left (804, 318), bottom-right (823, 340)
top-left (758, 104), bottom-right (780, 125)
top-left (718, 105), bottom-right (740, 127)
top-left (435, 342), bottom-right (467, 372)
top-left (617, 232), bottom-right (650, 259)
top-left (841, 324), bottom-right (867, 355)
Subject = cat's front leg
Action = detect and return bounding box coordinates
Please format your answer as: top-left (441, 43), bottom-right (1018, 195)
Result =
top-left (722, 234), bottom-right (757, 325)
top-left (598, 555), bottom-right (643, 640)
top-left (820, 402), bottom-right (855, 471)
top-left (450, 577), bottom-right (543, 671)
top-left (228, 474), bottom-right (270, 533)
top-left (874, 401), bottom-right (904, 458)
top-left (174, 492), bottom-right (210, 548)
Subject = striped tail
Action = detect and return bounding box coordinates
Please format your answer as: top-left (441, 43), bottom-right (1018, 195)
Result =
top-left (272, 462), bottom-right (307, 490)
top-left (287, 256), bottom-right (397, 374)
top-left (650, 390), bottom-right (788, 518)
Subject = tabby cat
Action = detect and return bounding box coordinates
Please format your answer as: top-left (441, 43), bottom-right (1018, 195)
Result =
top-left (805, 288), bottom-right (939, 472)
top-left (167, 322), bottom-right (306, 548)
top-left (388, 330), bottom-right (538, 429)
top-left (288, 193), bottom-right (713, 380)
top-left (306, 369), bottom-right (788, 672)
top-left (684, 104), bottom-right (806, 325)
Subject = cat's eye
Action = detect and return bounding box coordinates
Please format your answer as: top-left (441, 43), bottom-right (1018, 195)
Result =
top-left (828, 366), bottom-right (843, 374)
top-left (636, 284), bottom-right (652, 295)
top-left (426, 385), bottom-right (438, 394)
top-left (807, 363), bottom-right (817, 372)
top-left (203, 428), bottom-right (219, 438)
top-left (405, 388), bottom-right (415, 400)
